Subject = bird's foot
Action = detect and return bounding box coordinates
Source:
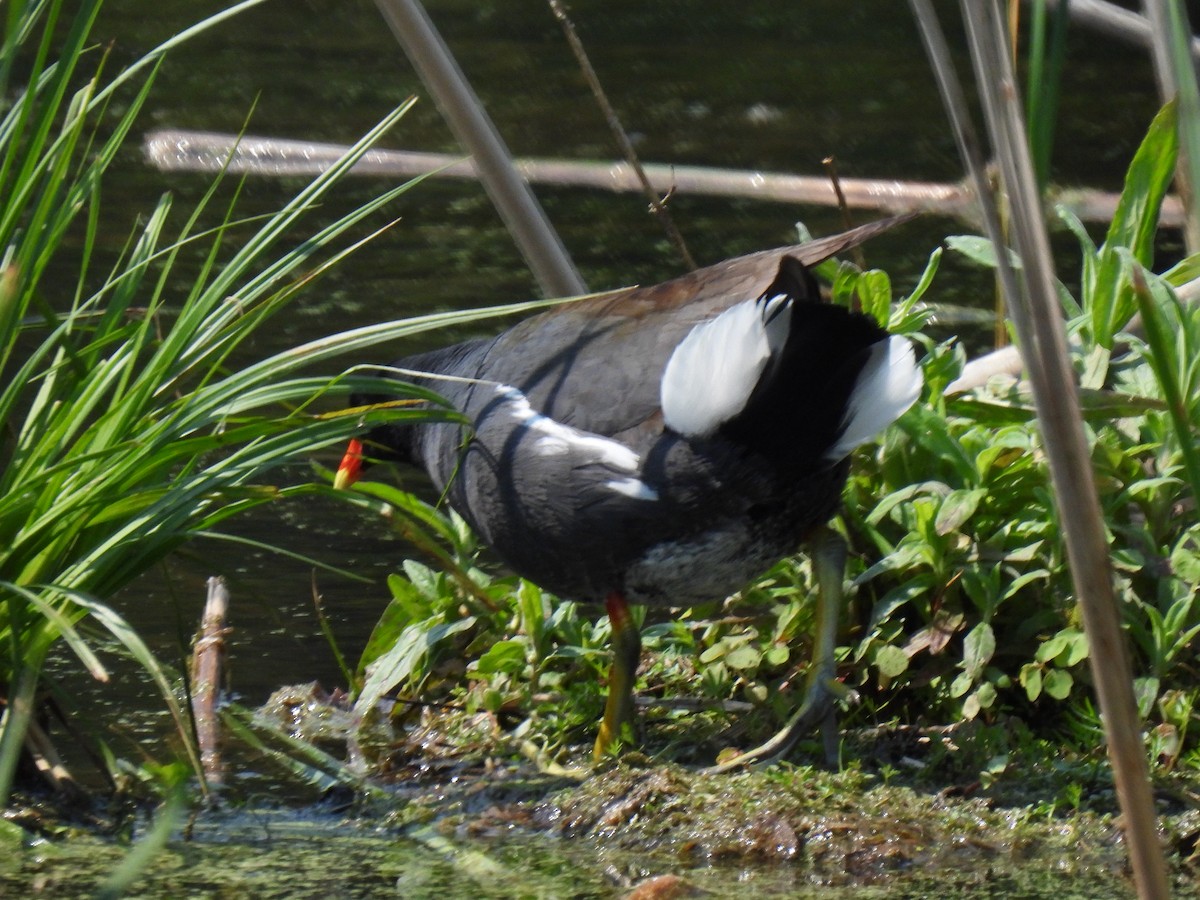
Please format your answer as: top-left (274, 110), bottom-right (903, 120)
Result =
top-left (518, 741), bottom-right (590, 779)
top-left (699, 675), bottom-right (846, 774)
top-left (700, 525), bottom-right (850, 773)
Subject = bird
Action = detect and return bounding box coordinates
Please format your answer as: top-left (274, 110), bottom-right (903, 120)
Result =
top-left (335, 216), bottom-right (922, 767)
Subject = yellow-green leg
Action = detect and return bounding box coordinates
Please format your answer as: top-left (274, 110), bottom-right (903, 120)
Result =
top-left (702, 526), bottom-right (846, 773)
top-left (593, 592), bottom-right (641, 761)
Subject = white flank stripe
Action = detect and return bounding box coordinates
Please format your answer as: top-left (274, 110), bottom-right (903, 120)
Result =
top-left (661, 295), bottom-right (793, 437)
top-left (604, 477), bottom-right (660, 501)
top-left (825, 335), bottom-right (922, 460)
top-left (494, 385), bottom-right (641, 472)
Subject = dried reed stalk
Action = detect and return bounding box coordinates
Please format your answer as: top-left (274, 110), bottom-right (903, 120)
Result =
top-left (372, 0), bottom-right (587, 296)
top-left (911, 1), bottom-right (1169, 895)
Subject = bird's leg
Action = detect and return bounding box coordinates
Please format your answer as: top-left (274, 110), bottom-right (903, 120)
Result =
top-left (702, 526), bottom-right (846, 773)
top-left (593, 591), bottom-right (641, 761)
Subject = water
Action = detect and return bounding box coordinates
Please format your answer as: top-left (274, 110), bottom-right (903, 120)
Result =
top-left (0, 806), bottom-right (1141, 898)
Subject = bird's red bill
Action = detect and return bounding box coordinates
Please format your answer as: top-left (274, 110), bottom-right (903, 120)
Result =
top-left (334, 438), bottom-right (364, 490)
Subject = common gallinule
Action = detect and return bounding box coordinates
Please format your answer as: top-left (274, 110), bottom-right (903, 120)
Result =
top-left (336, 217), bottom-right (922, 765)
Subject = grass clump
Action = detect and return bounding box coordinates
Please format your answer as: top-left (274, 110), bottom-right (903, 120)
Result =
top-left (0, 0), bottom-right (548, 807)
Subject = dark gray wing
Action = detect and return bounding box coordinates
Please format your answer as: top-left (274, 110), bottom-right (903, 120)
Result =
top-left (470, 216), bottom-right (912, 443)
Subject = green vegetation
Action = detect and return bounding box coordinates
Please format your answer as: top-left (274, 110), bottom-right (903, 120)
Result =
top-left (317, 98), bottom-right (1200, 782)
top-left (846, 102), bottom-right (1197, 754)
top-left (0, 0), bottom-right (556, 809)
top-left (1, 1), bottom-right (1198, 895)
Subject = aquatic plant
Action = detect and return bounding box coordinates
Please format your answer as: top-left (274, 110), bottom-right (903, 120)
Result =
top-left (0, 0), bottom-right (560, 806)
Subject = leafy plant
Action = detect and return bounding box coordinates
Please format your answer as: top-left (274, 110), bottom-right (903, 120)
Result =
top-left (337, 482), bottom-right (613, 760)
top-left (335, 99), bottom-right (1200, 771)
top-left (843, 99), bottom-right (1200, 753)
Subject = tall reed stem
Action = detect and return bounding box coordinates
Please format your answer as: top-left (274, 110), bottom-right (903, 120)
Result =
top-left (910, 1), bottom-right (1170, 895)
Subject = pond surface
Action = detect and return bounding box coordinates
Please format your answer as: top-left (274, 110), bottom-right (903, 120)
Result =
top-left (24, 0), bottom-right (1172, 894)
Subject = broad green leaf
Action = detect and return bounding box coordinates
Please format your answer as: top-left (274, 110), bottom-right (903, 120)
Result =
top-left (897, 246), bottom-right (942, 308)
top-left (975, 681), bottom-right (997, 710)
top-left (1105, 100), bottom-right (1178, 268)
top-left (517, 580), bottom-right (548, 648)
top-left (1170, 529), bottom-right (1200, 585)
top-left (962, 622), bottom-right (996, 679)
top-left (854, 575), bottom-right (940, 654)
top-left (1043, 669), bottom-right (1073, 700)
top-left (857, 269), bottom-right (892, 325)
top-left (354, 617), bottom-right (475, 717)
top-left (945, 234), bottom-right (1022, 270)
top-left (698, 644), bottom-right (726, 665)
top-left (1162, 251), bottom-right (1200, 287)
top-left (358, 577), bottom-right (428, 678)
top-left (874, 644), bottom-right (909, 679)
top-left (1134, 677), bottom-right (1161, 719)
top-left (1088, 102), bottom-right (1179, 347)
top-left (402, 559), bottom-right (441, 601)
top-left (949, 670), bottom-right (974, 699)
top-left (1020, 664), bottom-right (1043, 701)
top-left (724, 643), bottom-right (762, 671)
top-left (764, 643), bottom-right (790, 667)
top-left (1060, 629), bottom-right (1089, 667)
top-left (1036, 632), bottom-right (1069, 663)
top-left (935, 488), bottom-right (986, 535)
top-left (473, 639), bottom-right (527, 676)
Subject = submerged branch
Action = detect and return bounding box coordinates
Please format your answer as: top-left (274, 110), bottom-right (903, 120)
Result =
top-left (23, 718), bottom-right (83, 801)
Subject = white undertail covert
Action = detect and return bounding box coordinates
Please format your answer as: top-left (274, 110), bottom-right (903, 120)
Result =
top-left (660, 295), bottom-right (792, 437)
top-left (826, 334), bottom-right (921, 460)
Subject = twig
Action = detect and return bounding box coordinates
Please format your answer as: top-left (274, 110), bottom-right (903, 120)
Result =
top-left (634, 695), bottom-right (755, 713)
top-left (822, 156), bottom-right (865, 270)
top-left (548, 0), bottom-right (696, 271)
top-left (311, 570), bottom-right (354, 690)
top-left (372, 0), bottom-right (586, 297)
top-left (142, 129), bottom-right (1188, 228)
top-left (23, 718), bottom-right (83, 800)
top-left (191, 576), bottom-right (230, 790)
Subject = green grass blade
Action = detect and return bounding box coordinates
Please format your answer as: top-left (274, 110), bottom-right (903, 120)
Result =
top-left (1129, 261), bottom-right (1200, 505)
